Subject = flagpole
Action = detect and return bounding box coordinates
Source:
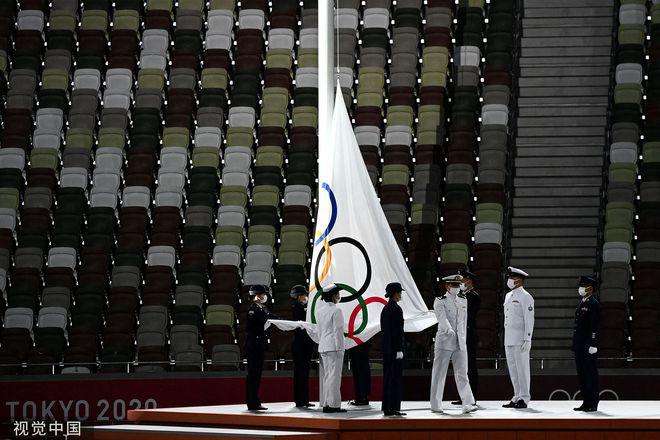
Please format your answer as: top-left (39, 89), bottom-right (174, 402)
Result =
top-left (318, 0), bottom-right (335, 149)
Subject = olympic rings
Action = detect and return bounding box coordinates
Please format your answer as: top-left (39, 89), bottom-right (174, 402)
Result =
top-left (309, 183), bottom-right (386, 343)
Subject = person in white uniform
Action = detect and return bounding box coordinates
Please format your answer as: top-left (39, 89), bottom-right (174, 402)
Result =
top-left (317, 284), bottom-right (346, 413)
top-left (430, 274), bottom-right (478, 414)
top-left (502, 266), bottom-right (535, 409)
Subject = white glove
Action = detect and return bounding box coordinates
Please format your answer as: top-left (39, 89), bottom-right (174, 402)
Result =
top-left (588, 346), bottom-right (597, 355)
top-left (445, 328), bottom-right (456, 337)
top-left (521, 340), bottom-right (530, 352)
top-left (396, 351), bottom-right (403, 360)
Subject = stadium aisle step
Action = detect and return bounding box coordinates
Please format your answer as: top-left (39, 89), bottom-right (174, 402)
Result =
top-left (510, 0), bottom-right (615, 355)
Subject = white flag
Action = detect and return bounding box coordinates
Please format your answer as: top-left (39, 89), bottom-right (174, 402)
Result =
top-left (306, 88), bottom-right (437, 349)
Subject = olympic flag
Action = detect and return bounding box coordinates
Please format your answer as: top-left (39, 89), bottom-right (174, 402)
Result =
top-left (306, 88), bottom-right (437, 349)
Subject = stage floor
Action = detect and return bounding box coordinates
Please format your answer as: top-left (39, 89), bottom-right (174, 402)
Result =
top-left (128, 400), bottom-right (660, 434)
top-left (129, 399), bottom-right (660, 419)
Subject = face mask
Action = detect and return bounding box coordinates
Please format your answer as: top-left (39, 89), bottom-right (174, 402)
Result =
top-left (258, 295), bottom-right (268, 304)
top-left (448, 286), bottom-right (460, 295)
top-left (459, 283), bottom-right (466, 291)
top-left (507, 278), bottom-right (516, 290)
top-left (578, 287), bottom-right (587, 297)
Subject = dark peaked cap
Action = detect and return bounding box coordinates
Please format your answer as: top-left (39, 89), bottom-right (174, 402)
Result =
top-left (385, 282), bottom-right (405, 298)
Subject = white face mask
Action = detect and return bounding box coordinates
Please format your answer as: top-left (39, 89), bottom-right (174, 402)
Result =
top-left (258, 295), bottom-right (268, 304)
top-left (448, 286), bottom-right (460, 295)
top-left (459, 283), bottom-right (466, 291)
top-left (578, 287), bottom-right (587, 297)
top-left (507, 278), bottom-right (516, 290)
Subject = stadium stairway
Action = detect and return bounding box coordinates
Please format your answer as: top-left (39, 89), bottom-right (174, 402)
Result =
top-left (509, 0), bottom-right (615, 365)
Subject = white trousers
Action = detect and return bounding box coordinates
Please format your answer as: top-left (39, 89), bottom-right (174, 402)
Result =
top-left (430, 349), bottom-right (475, 411)
top-left (505, 345), bottom-right (531, 403)
top-left (319, 350), bottom-right (344, 408)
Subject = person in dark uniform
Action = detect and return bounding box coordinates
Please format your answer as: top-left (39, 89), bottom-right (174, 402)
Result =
top-left (452, 269), bottom-right (481, 405)
top-left (572, 274), bottom-right (600, 412)
top-left (245, 285), bottom-right (275, 411)
top-left (290, 284), bottom-right (315, 408)
top-left (348, 340), bottom-right (371, 406)
top-left (380, 282), bottom-right (406, 417)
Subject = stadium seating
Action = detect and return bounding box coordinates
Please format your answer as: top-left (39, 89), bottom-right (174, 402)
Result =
top-left (473, 0), bottom-right (518, 361)
top-left (439, 0), bottom-right (492, 358)
top-left (597, 0), bottom-right (646, 365)
top-left (0, 0), bottom-right (651, 376)
top-left (632, 0), bottom-right (660, 365)
top-left (401, 0), bottom-right (449, 313)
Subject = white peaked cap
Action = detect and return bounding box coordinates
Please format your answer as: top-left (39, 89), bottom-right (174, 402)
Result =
top-left (441, 274), bottom-right (464, 283)
top-left (507, 266), bottom-right (529, 278)
top-left (322, 283), bottom-right (338, 292)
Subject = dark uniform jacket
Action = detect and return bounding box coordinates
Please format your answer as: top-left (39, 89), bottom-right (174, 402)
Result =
top-left (572, 295), bottom-right (600, 351)
top-left (246, 303), bottom-right (274, 347)
top-left (465, 288), bottom-right (481, 342)
top-left (380, 299), bottom-right (405, 355)
top-left (292, 301), bottom-right (314, 350)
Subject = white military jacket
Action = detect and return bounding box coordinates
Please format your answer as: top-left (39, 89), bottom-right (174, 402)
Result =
top-left (433, 291), bottom-right (468, 352)
top-left (504, 286), bottom-right (535, 346)
top-left (317, 302), bottom-right (345, 353)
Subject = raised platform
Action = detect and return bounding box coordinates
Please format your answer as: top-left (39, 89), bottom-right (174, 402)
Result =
top-left (100, 400), bottom-right (660, 440)
top-left (83, 425), bottom-right (330, 440)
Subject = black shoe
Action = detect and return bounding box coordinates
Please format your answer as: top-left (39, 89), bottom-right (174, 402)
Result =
top-left (384, 410), bottom-right (406, 417)
top-left (513, 400), bottom-right (527, 409)
top-left (574, 405), bottom-right (586, 412)
top-left (502, 401), bottom-right (516, 408)
top-left (248, 405), bottom-right (267, 411)
top-left (349, 400), bottom-right (369, 406)
top-left (304, 403), bottom-right (315, 408)
top-left (323, 406), bottom-right (346, 413)
top-left (451, 400), bottom-right (462, 406)
top-left (296, 403), bottom-right (313, 409)
top-left (583, 406), bottom-right (598, 412)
